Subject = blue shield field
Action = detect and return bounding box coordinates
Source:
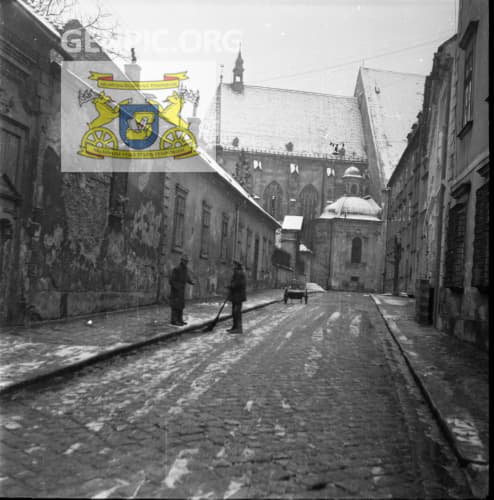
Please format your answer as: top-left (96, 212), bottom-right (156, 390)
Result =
top-left (119, 103), bottom-right (159, 149)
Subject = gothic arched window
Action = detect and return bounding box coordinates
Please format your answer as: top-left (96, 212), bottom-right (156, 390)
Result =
top-left (263, 181), bottom-right (283, 220)
top-left (299, 184), bottom-right (319, 221)
top-left (351, 237), bottom-right (362, 263)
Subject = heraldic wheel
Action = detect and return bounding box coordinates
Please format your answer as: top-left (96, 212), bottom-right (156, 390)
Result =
top-left (81, 127), bottom-right (118, 151)
top-left (160, 127), bottom-right (196, 151)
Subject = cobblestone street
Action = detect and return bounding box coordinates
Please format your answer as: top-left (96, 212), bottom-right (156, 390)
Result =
top-left (0, 292), bottom-right (471, 498)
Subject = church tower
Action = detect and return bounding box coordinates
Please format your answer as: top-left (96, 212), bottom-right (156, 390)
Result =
top-left (232, 49), bottom-right (244, 93)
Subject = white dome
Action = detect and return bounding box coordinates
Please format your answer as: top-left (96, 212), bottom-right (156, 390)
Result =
top-left (342, 165), bottom-right (362, 178)
top-left (319, 195), bottom-right (381, 220)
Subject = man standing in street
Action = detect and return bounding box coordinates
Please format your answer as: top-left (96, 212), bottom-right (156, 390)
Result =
top-left (169, 254), bottom-right (195, 326)
top-left (227, 259), bottom-right (247, 334)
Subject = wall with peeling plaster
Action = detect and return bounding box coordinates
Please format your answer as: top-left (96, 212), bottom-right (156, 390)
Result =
top-left (0, 0), bottom-right (62, 323)
top-left (28, 166), bottom-right (167, 319)
top-left (0, 4), bottom-right (167, 322)
top-left (0, 3), bottom-right (279, 324)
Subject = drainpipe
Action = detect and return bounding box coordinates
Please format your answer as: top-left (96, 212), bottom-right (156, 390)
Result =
top-left (433, 76), bottom-right (452, 325)
top-left (381, 187), bottom-right (391, 293)
top-left (433, 183), bottom-right (445, 325)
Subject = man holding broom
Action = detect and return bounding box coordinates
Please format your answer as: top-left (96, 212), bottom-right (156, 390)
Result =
top-left (169, 254), bottom-right (195, 326)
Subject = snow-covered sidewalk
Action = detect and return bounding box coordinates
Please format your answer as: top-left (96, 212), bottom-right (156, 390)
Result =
top-left (0, 288), bottom-right (301, 394)
top-left (371, 293), bottom-right (489, 498)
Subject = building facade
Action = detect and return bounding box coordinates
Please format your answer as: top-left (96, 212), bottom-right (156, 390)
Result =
top-left (202, 54), bottom-right (426, 291)
top-left (383, 121), bottom-right (421, 297)
top-left (384, 34), bottom-right (456, 300)
top-left (384, 0), bottom-right (489, 349)
top-left (439, 0), bottom-right (489, 348)
top-left (203, 53), bottom-right (370, 246)
top-left (312, 167), bottom-right (383, 292)
top-left (0, 0), bottom-right (279, 324)
top-left (161, 158), bottom-right (280, 304)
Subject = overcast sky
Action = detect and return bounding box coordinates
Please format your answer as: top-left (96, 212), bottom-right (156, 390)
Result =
top-left (72, 0), bottom-right (458, 118)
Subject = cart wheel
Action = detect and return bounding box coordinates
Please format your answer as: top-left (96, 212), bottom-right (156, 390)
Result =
top-left (79, 127), bottom-right (118, 157)
top-left (160, 127), bottom-right (197, 151)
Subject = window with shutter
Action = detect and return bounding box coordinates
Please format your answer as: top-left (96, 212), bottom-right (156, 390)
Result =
top-left (220, 214), bottom-right (229, 261)
top-left (472, 182), bottom-right (489, 291)
top-left (200, 201), bottom-right (211, 258)
top-left (444, 203), bottom-right (467, 290)
top-left (172, 185), bottom-right (188, 250)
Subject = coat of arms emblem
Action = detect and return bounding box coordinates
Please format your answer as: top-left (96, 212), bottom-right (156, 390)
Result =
top-left (77, 71), bottom-right (199, 160)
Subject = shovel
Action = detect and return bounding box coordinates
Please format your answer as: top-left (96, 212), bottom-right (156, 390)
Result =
top-left (203, 296), bottom-right (229, 332)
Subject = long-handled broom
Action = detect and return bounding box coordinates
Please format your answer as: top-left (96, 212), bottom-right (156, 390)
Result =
top-left (203, 296), bottom-right (229, 332)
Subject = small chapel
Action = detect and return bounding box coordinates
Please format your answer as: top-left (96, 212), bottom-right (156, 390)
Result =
top-left (311, 166), bottom-right (383, 291)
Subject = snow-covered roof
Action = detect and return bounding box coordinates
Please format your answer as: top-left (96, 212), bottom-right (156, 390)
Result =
top-left (281, 215), bottom-right (304, 231)
top-left (202, 84), bottom-right (367, 160)
top-left (196, 147), bottom-right (280, 228)
top-left (319, 195), bottom-right (382, 221)
top-left (17, 0), bottom-right (62, 38)
top-left (357, 67), bottom-right (425, 183)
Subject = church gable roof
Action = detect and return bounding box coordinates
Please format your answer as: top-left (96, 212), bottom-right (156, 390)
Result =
top-left (356, 67), bottom-right (425, 183)
top-left (203, 83), bottom-right (367, 160)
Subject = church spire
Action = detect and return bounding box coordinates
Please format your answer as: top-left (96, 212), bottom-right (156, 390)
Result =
top-left (232, 46), bottom-right (244, 93)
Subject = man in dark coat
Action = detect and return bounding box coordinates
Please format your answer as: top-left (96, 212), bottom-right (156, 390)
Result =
top-left (169, 254), bottom-right (195, 326)
top-left (227, 259), bottom-right (247, 333)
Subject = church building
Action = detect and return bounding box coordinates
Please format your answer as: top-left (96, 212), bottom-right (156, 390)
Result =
top-left (312, 166), bottom-right (383, 291)
top-left (201, 51), bottom-right (425, 291)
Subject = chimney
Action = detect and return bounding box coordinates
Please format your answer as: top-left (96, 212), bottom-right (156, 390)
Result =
top-left (124, 62), bottom-right (141, 83)
top-left (124, 48), bottom-right (141, 82)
